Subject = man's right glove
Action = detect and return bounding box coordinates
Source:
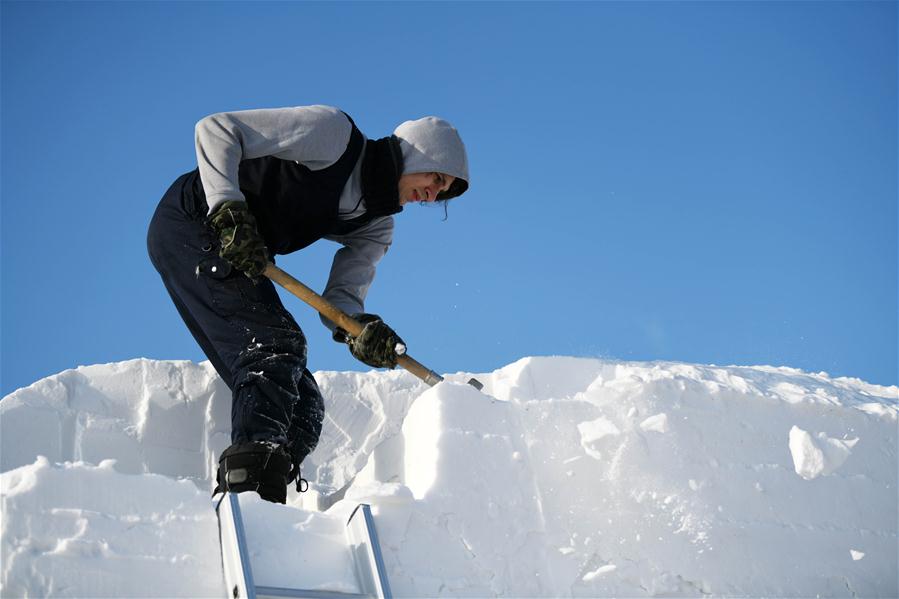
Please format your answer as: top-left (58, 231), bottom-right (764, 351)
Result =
top-left (207, 200), bottom-right (269, 277)
top-left (339, 313), bottom-right (405, 369)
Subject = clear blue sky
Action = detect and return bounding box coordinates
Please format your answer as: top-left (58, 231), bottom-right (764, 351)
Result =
top-left (2, 1), bottom-right (896, 396)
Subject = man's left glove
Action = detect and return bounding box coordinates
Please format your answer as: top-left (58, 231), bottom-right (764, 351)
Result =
top-left (338, 313), bottom-right (405, 369)
top-left (207, 200), bottom-right (269, 277)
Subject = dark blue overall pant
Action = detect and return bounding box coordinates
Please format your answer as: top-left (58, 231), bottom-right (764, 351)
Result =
top-left (146, 171), bottom-right (324, 469)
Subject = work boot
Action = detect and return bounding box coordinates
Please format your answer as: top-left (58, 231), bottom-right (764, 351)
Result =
top-left (214, 441), bottom-right (293, 504)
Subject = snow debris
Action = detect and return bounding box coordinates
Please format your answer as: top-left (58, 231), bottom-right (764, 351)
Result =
top-left (788, 425), bottom-right (859, 480)
top-left (640, 412), bottom-right (670, 433)
top-left (577, 416), bottom-right (621, 460)
top-left (582, 563), bottom-right (617, 581)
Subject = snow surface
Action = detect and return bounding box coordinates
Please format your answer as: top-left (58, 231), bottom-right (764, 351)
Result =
top-left (1, 357), bottom-right (897, 597)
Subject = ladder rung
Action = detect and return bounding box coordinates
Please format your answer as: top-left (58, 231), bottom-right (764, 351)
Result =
top-left (256, 586), bottom-right (371, 599)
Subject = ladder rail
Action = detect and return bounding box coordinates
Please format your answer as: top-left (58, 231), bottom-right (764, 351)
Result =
top-left (217, 493), bottom-right (257, 599)
top-left (345, 505), bottom-right (392, 599)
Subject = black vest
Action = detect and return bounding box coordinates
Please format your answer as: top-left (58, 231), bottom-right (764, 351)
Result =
top-left (193, 114), bottom-right (403, 256)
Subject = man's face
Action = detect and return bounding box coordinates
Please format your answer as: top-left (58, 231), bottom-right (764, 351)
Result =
top-left (397, 172), bottom-right (456, 206)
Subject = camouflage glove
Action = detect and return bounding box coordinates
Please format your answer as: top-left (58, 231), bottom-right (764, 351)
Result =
top-left (342, 313), bottom-right (405, 369)
top-left (207, 200), bottom-right (269, 277)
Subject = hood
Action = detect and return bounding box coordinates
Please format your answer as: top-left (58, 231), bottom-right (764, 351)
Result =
top-left (393, 116), bottom-right (470, 200)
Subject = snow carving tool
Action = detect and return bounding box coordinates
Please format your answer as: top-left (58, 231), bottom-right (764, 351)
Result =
top-left (264, 263), bottom-right (484, 390)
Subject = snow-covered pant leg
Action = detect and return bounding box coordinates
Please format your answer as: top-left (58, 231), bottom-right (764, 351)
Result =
top-left (146, 172), bottom-right (324, 466)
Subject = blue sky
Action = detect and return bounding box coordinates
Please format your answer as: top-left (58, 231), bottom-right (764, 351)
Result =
top-left (2, 1), bottom-right (896, 396)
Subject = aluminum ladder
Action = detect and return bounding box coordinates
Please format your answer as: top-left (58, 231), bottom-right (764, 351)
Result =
top-left (216, 493), bottom-right (393, 599)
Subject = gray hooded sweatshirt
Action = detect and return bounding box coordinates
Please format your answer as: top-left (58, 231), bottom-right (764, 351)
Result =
top-left (194, 105), bottom-right (469, 331)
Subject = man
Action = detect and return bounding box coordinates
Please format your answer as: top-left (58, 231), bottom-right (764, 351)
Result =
top-left (147, 105), bottom-right (469, 503)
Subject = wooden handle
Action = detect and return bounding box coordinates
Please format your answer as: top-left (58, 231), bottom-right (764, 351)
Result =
top-left (264, 263), bottom-right (365, 337)
top-left (264, 263), bottom-right (445, 387)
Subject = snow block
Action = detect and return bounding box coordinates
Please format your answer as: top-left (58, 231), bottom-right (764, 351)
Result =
top-left (2, 357), bottom-right (896, 598)
top-left (1, 457), bottom-right (222, 598)
top-left (0, 359), bottom-right (226, 480)
top-left (398, 381), bottom-right (553, 596)
top-left (290, 370), bottom-right (426, 496)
